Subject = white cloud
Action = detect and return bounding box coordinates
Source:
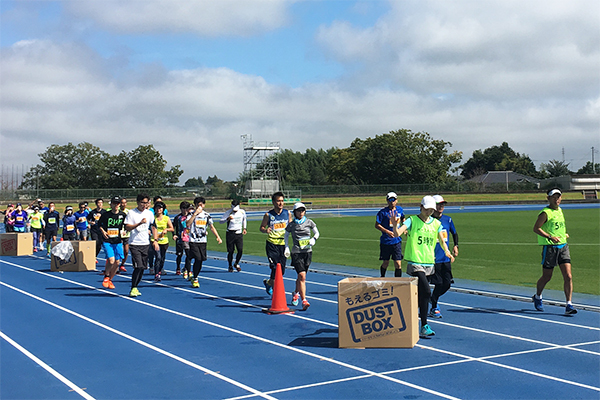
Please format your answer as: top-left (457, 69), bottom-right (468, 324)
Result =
top-left (64, 0), bottom-right (293, 36)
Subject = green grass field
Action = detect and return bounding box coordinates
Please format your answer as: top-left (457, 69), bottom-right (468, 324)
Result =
top-left (205, 208), bottom-right (599, 295)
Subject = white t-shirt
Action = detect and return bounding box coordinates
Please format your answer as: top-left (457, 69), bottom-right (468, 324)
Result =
top-left (125, 207), bottom-right (155, 246)
top-left (220, 208), bottom-right (247, 234)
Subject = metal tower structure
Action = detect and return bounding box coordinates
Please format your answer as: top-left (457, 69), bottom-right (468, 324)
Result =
top-left (241, 134), bottom-right (281, 198)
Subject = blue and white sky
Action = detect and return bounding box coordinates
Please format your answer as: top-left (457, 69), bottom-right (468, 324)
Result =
top-left (1, 0), bottom-right (599, 182)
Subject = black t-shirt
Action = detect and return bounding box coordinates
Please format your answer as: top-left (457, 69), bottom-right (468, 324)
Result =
top-left (98, 211), bottom-right (126, 244)
top-left (88, 208), bottom-right (107, 232)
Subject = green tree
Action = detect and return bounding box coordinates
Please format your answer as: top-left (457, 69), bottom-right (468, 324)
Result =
top-left (540, 160), bottom-right (571, 177)
top-left (576, 161), bottom-right (600, 175)
top-left (184, 176), bottom-right (205, 187)
top-left (112, 145), bottom-right (182, 188)
top-left (21, 142), bottom-right (111, 189)
top-left (461, 142), bottom-right (537, 179)
top-left (328, 129), bottom-right (462, 185)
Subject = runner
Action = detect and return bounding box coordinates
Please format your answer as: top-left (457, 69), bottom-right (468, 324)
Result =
top-left (259, 192), bottom-right (291, 295)
top-left (428, 195), bottom-right (459, 319)
top-left (74, 202), bottom-right (89, 241)
top-left (532, 188), bottom-right (577, 315)
top-left (43, 202), bottom-right (60, 256)
top-left (173, 201), bottom-right (192, 277)
top-left (61, 206), bottom-right (77, 240)
top-left (2, 204), bottom-right (15, 233)
top-left (124, 193), bottom-right (158, 297)
top-left (98, 197), bottom-right (127, 290)
top-left (375, 192), bottom-right (405, 277)
top-left (219, 199), bottom-right (247, 272)
top-left (28, 205), bottom-right (45, 252)
top-left (186, 197), bottom-right (222, 288)
top-left (391, 196), bottom-right (455, 337)
top-left (284, 202), bottom-right (319, 311)
top-left (10, 204), bottom-right (28, 233)
top-left (118, 198), bottom-right (130, 273)
top-left (87, 198), bottom-right (106, 257)
top-left (152, 201), bottom-right (174, 282)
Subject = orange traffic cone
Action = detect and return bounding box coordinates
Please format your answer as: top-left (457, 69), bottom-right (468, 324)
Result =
top-left (263, 263), bottom-right (294, 315)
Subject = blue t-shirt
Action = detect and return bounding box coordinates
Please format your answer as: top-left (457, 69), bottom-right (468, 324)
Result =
top-left (434, 214), bottom-right (457, 263)
top-left (376, 206), bottom-right (405, 245)
top-left (74, 210), bottom-right (89, 230)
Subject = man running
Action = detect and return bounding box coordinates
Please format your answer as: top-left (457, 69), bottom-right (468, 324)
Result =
top-left (186, 197), bottom-right (222, 288)
top-left (259, 192), bottom-right (291, 295)
top-left (428, 195), bottom-right (459, 319)
top-left (74, 202), bottom-right (89, 241)
top-left (88, 198), bottom-right (106, 257)
top-left (375, 192), bottom-right (405, 277)
top-left (118, 198), bottom-right (130, 273)
top-left (173, 201), bottom-right (192, 277)
top-left (99, 197), bottom-right (127, 290)
top-left (220, 199), bottom-right (247, 272)
top-left (532, 188), bottom-right (577, 315)
top-left (125, 193), bottom-right (158, 297)
top-left (43, 202), bottom-right (60, 256)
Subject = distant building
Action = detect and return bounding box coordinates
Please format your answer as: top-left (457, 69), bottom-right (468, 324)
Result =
top-left (541, 175), bottom-right (600, 197)
top-left (469, 171), bottom-right (540, 188)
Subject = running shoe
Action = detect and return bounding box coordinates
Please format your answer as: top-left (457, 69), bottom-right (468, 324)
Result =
top-left (234, 264), bottom-right (242, 272)
top-left (102, 277), bottom-right (110, 288)
top-left (129, 287), bottom-right (141, 297)
top-left (107, 280), bottom-right (115, 290)
top-left (532, 295), bottom-right (544, 311)
top-left (302, 299), bottom-right (310, 311)
top-left (428, 307), bottom-right (442, 319)
top-left (47, 252), bottom-right (51, 258)
top-left (565, 304), bottom-right (578, 315)
top-left (263, 279), bottom-right (273, 296)
top-left (176, 268), bottom-right (181, 276)
top-left (183, 270), bottom-right (189, 279)
top-left (188, 273), bottom-right (195, 282)
top-left (228, 266), bottom-right (234, 273)
top-left (119, 265), bottom-right (127, 273)
top-left (192, 279), bottom-right (199, 288)
top-left (154, 274), bottom-right (161, 283)
top-left (420, 324), bottom-right (435, 337)
top-left (291, 292), bottom-right (300, 306)
top-left (33, 248), bottom-right (38, 253)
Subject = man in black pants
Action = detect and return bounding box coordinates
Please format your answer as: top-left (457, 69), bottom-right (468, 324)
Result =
top-left (220, 199), bottom-right (247, 272)
top-left (124, 193), bottom-right (158, 297)
top-left (88, 198), bottom-right (106, 258)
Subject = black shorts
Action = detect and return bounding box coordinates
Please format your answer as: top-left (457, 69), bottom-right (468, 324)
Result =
top-left (176, 241), bottom-right (190, 256)
top-left (189, 242), bottom-right (207, 262)
top-left (31, 227), bottom-right (43, 234)
top-left (291, 252), bottom-right (312, 273)
top-left (62, 232), bottom-right (76, 241)
top-left (44, 229), bottom-right (58, 239)
top-left (226, 231), bottom-right (243, 253)
top-left (122, 236), bottom-right (130, 245)
top-left (266, 241), bottom-right (286, 269)
top-left (129, 244), bottom-right (150, 270)
top-left (429, 262), bottom-right (453, 286)
top-left (541, 244), bottom-right (571, 269)
top-left (379, 242), bottom-right (403, 261)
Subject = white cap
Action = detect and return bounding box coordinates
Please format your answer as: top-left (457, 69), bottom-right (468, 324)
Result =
top-left (432, 195), bottom-right (447, 204)
top-left (547, 188), bottom-right (562, 196)
top-left (293, 202), bottom-right (306, 211)
top-left (386, 192), bottom-right (398, 201)
top-left (421, 195), bottom-right (437, 210)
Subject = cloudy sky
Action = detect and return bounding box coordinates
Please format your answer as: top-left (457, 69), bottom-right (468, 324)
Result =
top-left (1, 0), bottom-right (599, 183)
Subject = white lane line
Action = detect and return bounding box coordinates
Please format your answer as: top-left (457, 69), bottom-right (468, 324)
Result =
top-left (0, 330), bottom-right (96, 400)
top-left (0, 281), bottom-right (278, 400)
top-left (5, 260), bottom-right (599, 396)
top-left (1, 260), bottom-right (460, 400)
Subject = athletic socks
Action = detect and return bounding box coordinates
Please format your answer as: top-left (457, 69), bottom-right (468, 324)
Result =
top-left (394, 269), bottom-right (402, 277)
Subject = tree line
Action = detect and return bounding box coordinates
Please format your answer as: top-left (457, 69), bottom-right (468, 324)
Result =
top-left (21, 132), bottom-right (598, 190)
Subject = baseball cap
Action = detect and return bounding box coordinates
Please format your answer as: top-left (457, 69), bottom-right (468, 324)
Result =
top-left (293, 202), bottom-right (306, 211)
top-left (110, 196), bottom-right (121, 204)
top-left (66, 206), bottom-right (73, 211)
top-left (547, 188), bottom-right (562, 196)
top-left (386, 192), bottom-right (398, 201)
top-left (421, 195), bottom-right (437, 210)
top-left (432, 195), bottom-right (447, 204)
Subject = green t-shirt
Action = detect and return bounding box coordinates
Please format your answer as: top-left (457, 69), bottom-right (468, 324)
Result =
top-left (537, 207), bottom-right (567, 246)
top-left (29, 212), bottom-right (44, 230)
top-left (155, 215), bottom-right (170, 245)
top-left (403, 215), bottom-right (442, 265)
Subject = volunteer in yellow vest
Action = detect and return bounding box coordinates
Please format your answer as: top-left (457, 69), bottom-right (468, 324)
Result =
top-left (532, 188), bottom-right (577, 315)
top-left (28, 205), bottom-right (45, 253)
top-left (391, 196), bottom-right (454, 338)
top-left (152, 201), bottom-right (174, 283)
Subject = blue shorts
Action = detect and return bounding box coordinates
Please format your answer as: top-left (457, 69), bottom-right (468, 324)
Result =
top-left (379, 242), bottom-right (403, 261)
top-left (102, 242), bottom-right (124, 261)
top-left (13, 226), bottom-right (26, 233)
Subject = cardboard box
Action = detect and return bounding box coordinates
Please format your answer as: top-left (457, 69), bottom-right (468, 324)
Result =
top-left (51, 241), bottom-right (96, 272)
top-left (338, 277), bottom-right (419, 348)
top-left (0, 233), bottom-right (33, 256)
